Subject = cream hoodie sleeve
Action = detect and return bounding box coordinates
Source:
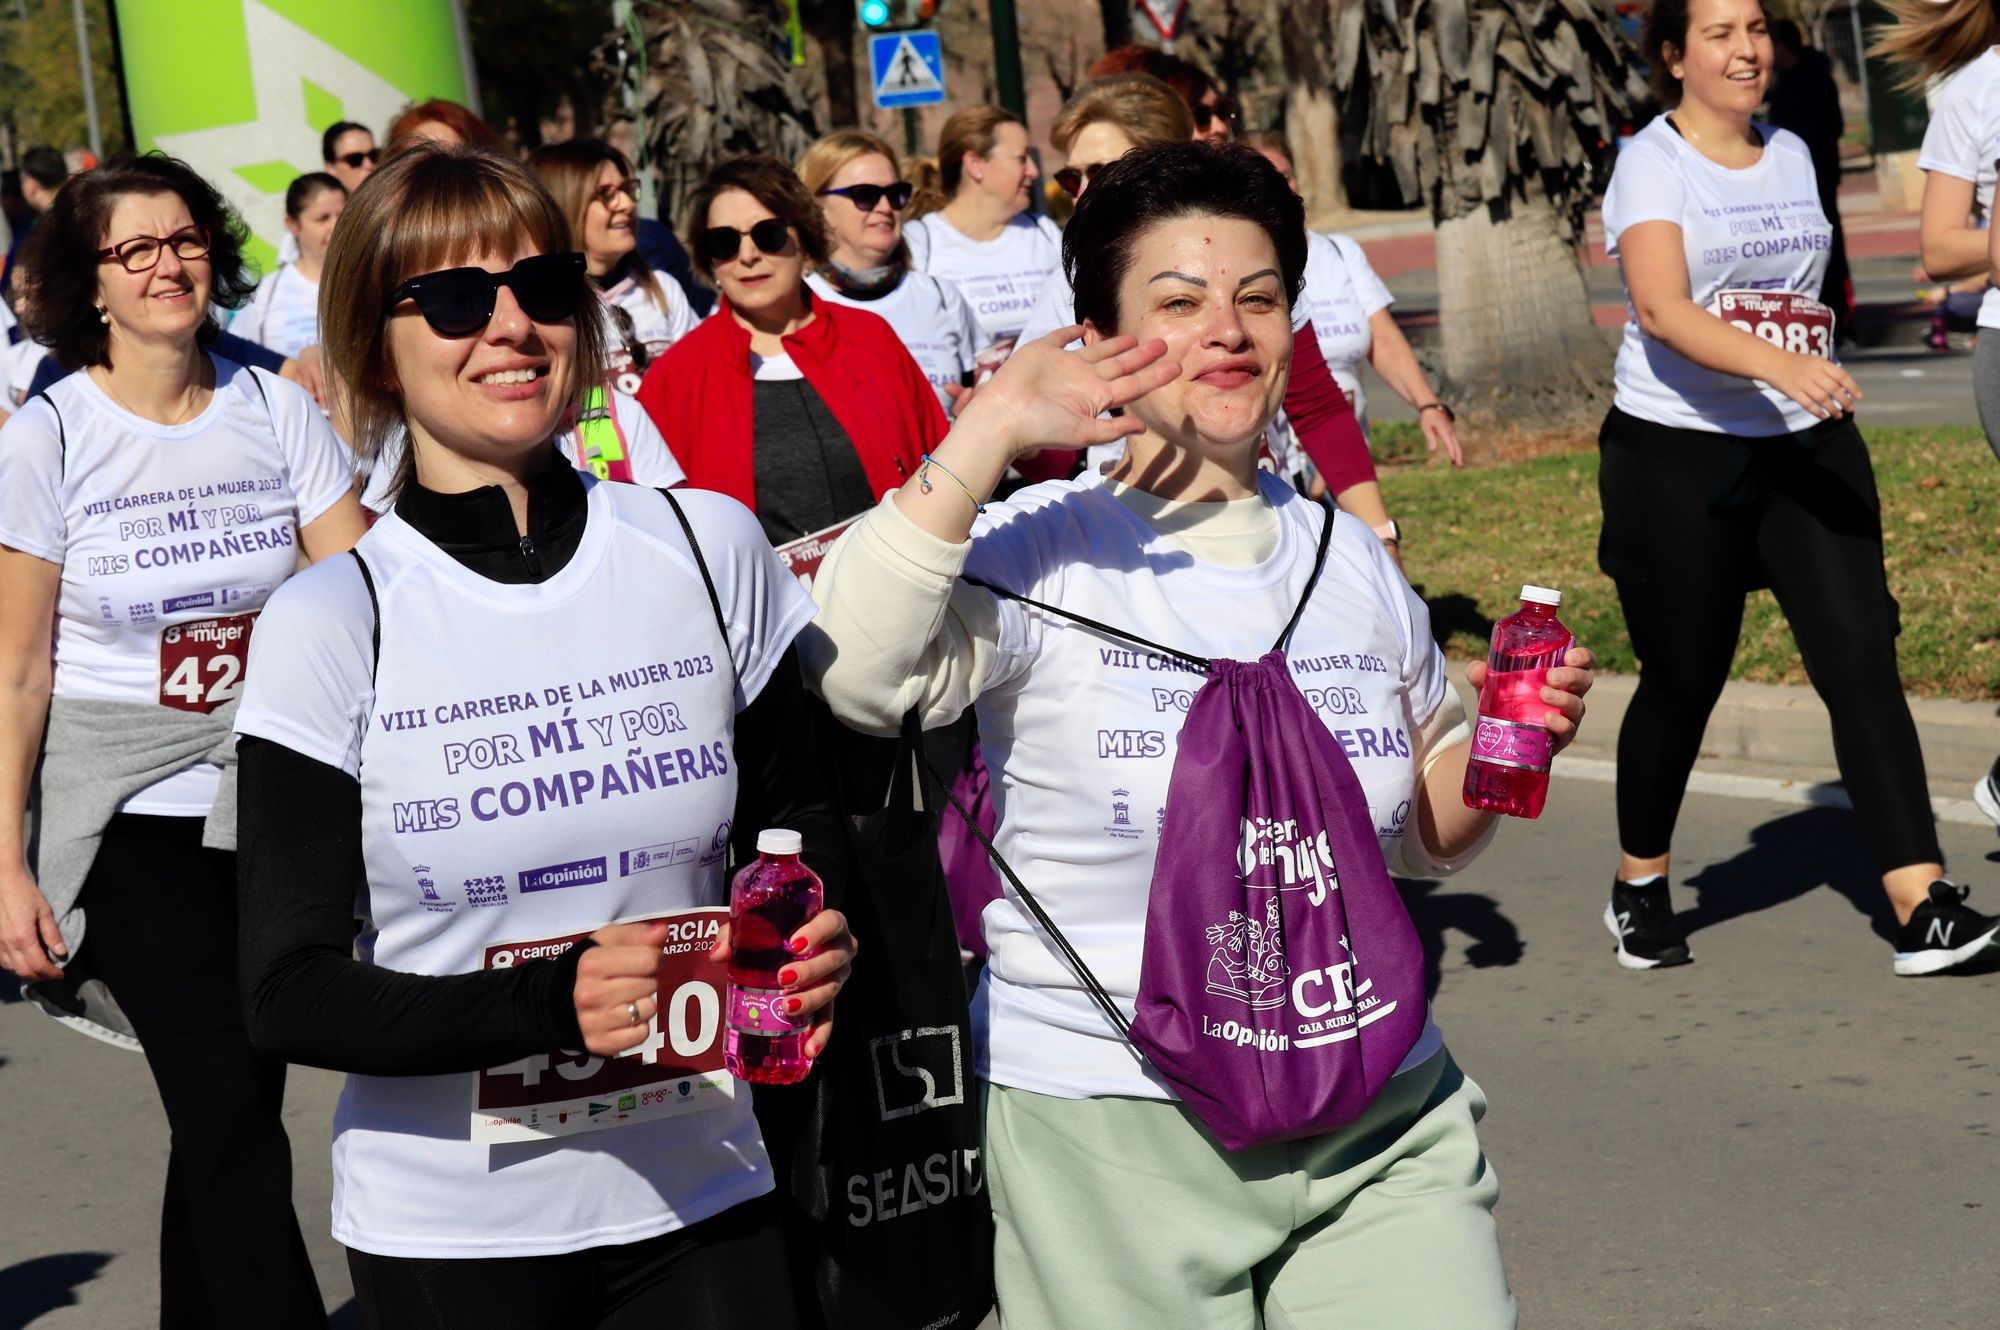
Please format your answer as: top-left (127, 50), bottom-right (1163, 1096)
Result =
top-left (799, 494), bottom-right (1012, 737)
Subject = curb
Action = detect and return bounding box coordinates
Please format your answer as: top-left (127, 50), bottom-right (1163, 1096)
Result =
top-left (1447, 664), bottom-right (2000, 800)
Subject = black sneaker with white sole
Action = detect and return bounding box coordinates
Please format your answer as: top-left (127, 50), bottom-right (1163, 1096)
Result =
top-left (1603, 879), bottom-right (1693, 970)
top-left (1892, 880), bottom-right (2000, 976)
top-left (1972, 755), bottom-right (2000, 830)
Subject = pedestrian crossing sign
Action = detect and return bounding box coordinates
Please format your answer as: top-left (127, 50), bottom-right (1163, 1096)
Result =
top-left (869, 30), bottom-right (946, 109)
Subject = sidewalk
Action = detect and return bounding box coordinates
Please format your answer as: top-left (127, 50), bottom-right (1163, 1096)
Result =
top-left (1448, 664), bottom-right (2000, 825)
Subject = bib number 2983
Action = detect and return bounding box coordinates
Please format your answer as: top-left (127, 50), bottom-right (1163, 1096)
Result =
top-left (1709, 289), bottom-right (1835, 359)
top-left (158, 613), bottom-right (257, 713)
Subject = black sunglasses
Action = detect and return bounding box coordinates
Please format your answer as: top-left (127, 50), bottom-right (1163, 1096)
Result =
top-left (389, 253), bottom-right (589, 338)
top-left (332, 149), bottom-right (380, 170)
top-left (1053, 163), bottom-right (1107, 198)
top-left (818, 181), bottom-right (914, 213)
top-left (1193, 98), bottom-right (1240, 133)
top-left (696, 217), bottom-right (794, 268)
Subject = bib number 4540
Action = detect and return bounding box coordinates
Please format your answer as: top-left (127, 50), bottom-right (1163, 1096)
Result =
top-left (489, 979), bottom-right (721, 1086)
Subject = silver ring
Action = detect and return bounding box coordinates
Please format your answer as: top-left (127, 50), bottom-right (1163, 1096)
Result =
top-left (625, 1001), bottom-right (642, 1026)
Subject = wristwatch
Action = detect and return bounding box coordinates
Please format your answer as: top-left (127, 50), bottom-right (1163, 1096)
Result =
top-left (1417, 402), bottom-right (1455, 423)
top-left (1371, 519), bottom-right (1402, 547)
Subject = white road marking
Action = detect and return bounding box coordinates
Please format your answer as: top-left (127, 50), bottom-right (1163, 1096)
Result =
top-left (1557, 757), bottom-right (1993, 827)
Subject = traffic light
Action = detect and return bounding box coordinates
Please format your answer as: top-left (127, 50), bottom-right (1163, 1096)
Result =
top-left (858, 0), bottom-right (938, 29)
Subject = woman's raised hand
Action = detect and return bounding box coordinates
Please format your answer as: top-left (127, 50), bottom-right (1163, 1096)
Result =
top-left (957, 326), bottom-right (1180, 461)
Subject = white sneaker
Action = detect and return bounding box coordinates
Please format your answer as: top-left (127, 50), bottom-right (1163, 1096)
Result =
top-left (1974, 767), bottom-right (2000, 830)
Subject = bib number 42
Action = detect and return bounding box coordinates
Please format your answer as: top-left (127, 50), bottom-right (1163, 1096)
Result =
top-left (158, 613), bottom-right (257, 713)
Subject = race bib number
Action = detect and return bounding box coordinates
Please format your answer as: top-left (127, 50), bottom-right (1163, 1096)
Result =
top-left (157, 613), bottom-right (257, 713)
top-left (471, 906), bottom-right (734, 1144)
top-left (1708, 289), bottom-right (1835, 359)
top-left (775, 518), bottom-right (860, 593)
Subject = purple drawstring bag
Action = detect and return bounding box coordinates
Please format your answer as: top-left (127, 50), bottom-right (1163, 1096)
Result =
top-left (951, 502), bottom-right (1428, 1151)
top-left (1130, 650), bottom-right (1427, 1149)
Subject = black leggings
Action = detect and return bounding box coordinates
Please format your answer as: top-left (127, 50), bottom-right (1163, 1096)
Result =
top-left (1597, 409), bottom-right (1941, 872)
top-left (79, 814), bottom-right (326, 1328)
top-left (345, 1195), bottom-right (799, 1330)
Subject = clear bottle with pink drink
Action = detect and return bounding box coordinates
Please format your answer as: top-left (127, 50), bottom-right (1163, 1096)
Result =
top-left (1462, 585), bottom-right (1574, 820)
top-left (725, 829), bottom-right (824, 1085)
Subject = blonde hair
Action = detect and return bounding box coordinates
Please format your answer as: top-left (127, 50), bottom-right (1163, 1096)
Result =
top-left (320, 143), bottom-right (605, 484)
top-left (937, 106), bottom-right (1024, 197)
top-left (905, 155), bottom-right (946, 219)
top-left (528, 138), bottom-right (670, 315)
top-left (1869, 0), bottom-right (2000, 90)
top-left (798, 128), bottom-right (901, 195)
top-left (1051, 73), bottom-right (1196, 156)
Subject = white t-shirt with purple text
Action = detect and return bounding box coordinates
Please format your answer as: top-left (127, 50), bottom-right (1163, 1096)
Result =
top-left (1603, 115), bottom-right (1834, 436)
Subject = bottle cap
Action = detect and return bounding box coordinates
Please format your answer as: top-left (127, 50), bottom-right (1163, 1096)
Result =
top-left (757, 828), bottom-right (804, 856)
top-left (1520, 584), bottom-right (1562, 606)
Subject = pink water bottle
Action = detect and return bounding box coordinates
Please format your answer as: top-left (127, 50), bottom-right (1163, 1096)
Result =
top-left (1462, 585), bottom-right (1574, 820)
top-left (725, 829), bottom-right (824, 1085)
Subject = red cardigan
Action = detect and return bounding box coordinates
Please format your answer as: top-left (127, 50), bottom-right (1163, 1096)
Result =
top-left (635, 294), bottom-right (947, 511)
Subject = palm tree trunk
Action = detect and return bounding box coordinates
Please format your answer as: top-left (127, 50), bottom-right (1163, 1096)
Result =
top-left (1100, 0), bottom-right (1133, 48)
top-left (1277, 0), bottom-right (1346, 220)
top-left (804, 0), bottom-right (858, 130)
top-left (1433, 194), bottom-right (1612, 433)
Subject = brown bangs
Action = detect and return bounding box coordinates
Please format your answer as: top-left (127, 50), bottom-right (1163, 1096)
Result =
top-left (320, 142), bottom-right (606, 467)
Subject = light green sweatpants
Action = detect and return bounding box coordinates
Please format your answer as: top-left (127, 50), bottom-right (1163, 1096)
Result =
top-left (985, 1050), bottom-right (1514, 1330)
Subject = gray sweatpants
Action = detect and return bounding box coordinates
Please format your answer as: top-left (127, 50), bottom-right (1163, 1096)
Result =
top-left (1974, 336), bottom-right (2000, 464)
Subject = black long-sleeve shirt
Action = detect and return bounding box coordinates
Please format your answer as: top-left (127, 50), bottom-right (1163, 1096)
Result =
top-left (236, 459), bottom-right (845, 1075)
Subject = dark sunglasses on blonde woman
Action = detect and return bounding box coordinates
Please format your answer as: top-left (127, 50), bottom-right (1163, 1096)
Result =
top-left (389, 252), bottom-right (589, 338)
top-left (817, 181), bottom-right (914, 212)
top-left (695, 218), bottom-right (792, 268)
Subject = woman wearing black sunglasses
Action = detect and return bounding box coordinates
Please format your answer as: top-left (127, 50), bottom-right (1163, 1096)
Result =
top-left (321, 120), bottom-right (379, 194)
top-left (798, 130), bottom-right (986, 416)
top-left (636, 155), bottom-right (946, 554)
top-left (233, 142), bottom-right (855, 1330)
top-left (0, 152), bottom-right (367, 1327)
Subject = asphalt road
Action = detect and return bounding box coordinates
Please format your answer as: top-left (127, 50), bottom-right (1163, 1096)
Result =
top-left (4, 773), bottom-right (1996, 1328)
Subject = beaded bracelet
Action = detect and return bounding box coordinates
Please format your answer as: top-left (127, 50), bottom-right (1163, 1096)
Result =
top-left (919, 453), bottom-right (985, 514)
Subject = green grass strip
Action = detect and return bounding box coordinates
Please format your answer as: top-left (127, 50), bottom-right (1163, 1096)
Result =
top-left (1378, 425), bottom-right (2000, 700)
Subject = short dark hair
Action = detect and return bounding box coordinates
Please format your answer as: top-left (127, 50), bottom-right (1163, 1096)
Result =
top-left (21, 146), bottom-right (68, 192)
top-left (285, 172), bottom-right (345, 220)
top-left (17, 153), bottom-right (256, 370)
top-left (682, 155), bottom-right (830, 280)
top-left (322, 121), bottom-right (372, 163)
top-left (1769, 19), bottom-right (1803, 53)
top-left (1063, 139), bottom-right (1306, 333)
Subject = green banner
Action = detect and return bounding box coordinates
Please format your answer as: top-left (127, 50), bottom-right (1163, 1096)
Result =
top-left (115, 0), bottom-right (474, 271)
